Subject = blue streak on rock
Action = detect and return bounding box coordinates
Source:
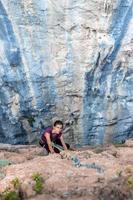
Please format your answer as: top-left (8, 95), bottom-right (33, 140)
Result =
top-left (82, 1), bottom-right (133, 145)
top-left (110, 0), bottom-right (132, 58)
top-left (0, 0), bottom-right (58, 144)
top-left (0, 1), bottom-right (21, 67)
top-left (0, 1), bottom-right (28, 144)
top-left (100, 0), bottom-right (133, 82)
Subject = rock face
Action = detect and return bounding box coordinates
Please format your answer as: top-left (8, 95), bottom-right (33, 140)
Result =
top-left (0, 0), bottom-right (133, 144)
top-left (0, 142), bottom-right (133, 200)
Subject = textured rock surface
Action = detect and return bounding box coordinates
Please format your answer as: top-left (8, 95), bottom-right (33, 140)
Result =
top-left (0, 142), bottom-right (133, 199)
top-left (0, 0), bottom-right (133, 144)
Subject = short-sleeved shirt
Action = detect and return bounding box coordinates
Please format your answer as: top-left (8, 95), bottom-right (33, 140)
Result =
top-left (41, 127), bottom-right (62, 144)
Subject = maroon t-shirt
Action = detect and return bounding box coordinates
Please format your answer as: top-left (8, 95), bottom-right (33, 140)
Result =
top-left (41, 127), bottom-right (62, 144)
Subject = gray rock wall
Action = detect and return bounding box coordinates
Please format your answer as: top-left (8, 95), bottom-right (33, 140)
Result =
top-left (0, 0), bottom-right (133, 145)
top-left (83, 0), bottom-right (133, 144)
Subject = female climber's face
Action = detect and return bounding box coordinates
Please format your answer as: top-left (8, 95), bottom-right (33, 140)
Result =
top-left (53, 124), bottom-right (63, 134)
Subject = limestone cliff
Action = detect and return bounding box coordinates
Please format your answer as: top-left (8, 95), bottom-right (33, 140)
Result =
top-left (0, 0), bottom-right (133, 144)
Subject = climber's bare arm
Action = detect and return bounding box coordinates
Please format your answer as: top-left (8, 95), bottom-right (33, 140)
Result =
top-left (60, 135), bottom-right (68, 150)
top-left (45, 133), bottom-right (55, 153)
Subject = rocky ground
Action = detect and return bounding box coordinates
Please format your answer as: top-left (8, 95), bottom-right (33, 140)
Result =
top-left (0, 140), bottom-right (133, 200)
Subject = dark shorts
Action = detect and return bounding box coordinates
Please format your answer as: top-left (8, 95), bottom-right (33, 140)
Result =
top-left (39, 139), bottom-right (70, 153)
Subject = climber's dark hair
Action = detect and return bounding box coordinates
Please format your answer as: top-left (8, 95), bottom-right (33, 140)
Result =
top-left (54, 120), bottom-right (63, 127)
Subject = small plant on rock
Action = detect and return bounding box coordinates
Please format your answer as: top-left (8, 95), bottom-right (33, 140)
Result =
top-left (127, 176), bottom-right (133, 189)
top-left (116, 170), bottom-right (122, 177)
top-left (11, 178), bottom-right (21, 190)
top-left (1, 190), bottom-right (20, 200)
top-left (0, 178), bottom-right (23, 200)
top-left (32, 173), bottom-right (43, 194)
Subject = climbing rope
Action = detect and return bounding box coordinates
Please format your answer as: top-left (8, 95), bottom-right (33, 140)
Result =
top-left (52, 143), bottom-right (104, 173)
top-left (51, 142), bottom-right (64, 151)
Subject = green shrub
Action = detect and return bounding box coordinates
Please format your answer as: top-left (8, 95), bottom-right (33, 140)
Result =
top-left (1, 190), bottom-right (20, 200)
top-left (0, 178), bottom-right (22, 200)
top-left (11, 178), bottom-right (21, 190)
top-left (127, 176), bottom-right (133, 189)
top-left (32, 173), bottom-right (43, 194)
top-left (116, 170), bottom-right (122, 177)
